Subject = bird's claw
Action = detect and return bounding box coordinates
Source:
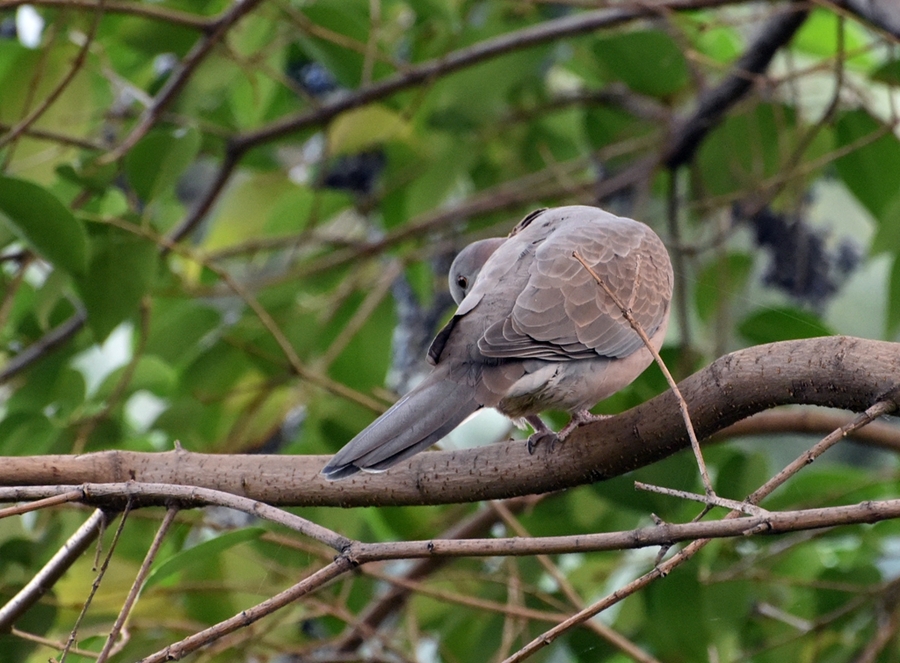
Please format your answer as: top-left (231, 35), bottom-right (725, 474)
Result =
top-left (526, 430), bottom-right (559, 454)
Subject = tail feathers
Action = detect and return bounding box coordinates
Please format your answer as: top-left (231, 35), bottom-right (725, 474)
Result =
top-left (320, 372), bottom-right (480, 480)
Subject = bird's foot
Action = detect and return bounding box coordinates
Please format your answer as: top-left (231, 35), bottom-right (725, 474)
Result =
top-left (524, 415), bottom-right (558, 454)
top-left (557, 410), bottom-right (611, 441)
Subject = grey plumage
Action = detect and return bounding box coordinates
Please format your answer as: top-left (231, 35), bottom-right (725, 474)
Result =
top-left (320, 205), bottom-right (673, 479)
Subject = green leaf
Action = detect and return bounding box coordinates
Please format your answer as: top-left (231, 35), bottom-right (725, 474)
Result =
top-left (425, 47), bottom-right (547, 126)
top-left (888, 255), bottom-right (900, 336)
top-left (593, 30), bottom-right (689, 98)
top-left (872, 58), bottom-right (900, 86)
top-left (0, 177), bottom-right (89, 275)
top-left (0, 412), bottom-right (57, 455)
top-left (124, 126), bottom-right (201, 201)
top-left (833, 109), bottom-right (900, 222)
top-left (696, 103), bottom-right (796, 198)
top-left (201, 172), bottom-right (297, 251)
top-left (793, 9), bottom-right (873, 69)
top-left (694, 252), bottom-right (753, 323)
top-left (738, 307), bottom-right (833, 345)
top-left (328, 105), bottom-right (412, 155)
top-left (714, 449), bottom-right (770, 501)
top-left (56, 156), bottom-right (118, 194)
top-left (180, 342), bottom-right (253, 400)
top-left (868, 192), bottom-right (900, 255)
top-left (681, 13), bottom-right (741, 62)
top-left (144, 300), bottom-right (222, 366)
top-left (583, 105), bottom-right (650, 152)
top-left (144, 527), bottom-right (265, 590)
top-left (96, 355), bottom-right (178, 400)
top-left (74, 229), bottom-right (158, 341)
top-left (297, 0), bottom-right (392, 87)
top-left (644, 570), bottom-right (709, 659)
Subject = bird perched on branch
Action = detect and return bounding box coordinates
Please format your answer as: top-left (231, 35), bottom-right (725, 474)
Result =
top-left (321, 205), bottom-right (673, 479)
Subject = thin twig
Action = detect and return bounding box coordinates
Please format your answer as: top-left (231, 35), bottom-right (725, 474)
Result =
top-left (0, 308), bottom-right (87, 385)
top-left (60, 504), bottom-right (130, 663)
top-left (96, 506), bottom-right (179, 663)
top-left (80, 481), bottom-right (350, 551)
top-left (343, 497), bottom-right (900, 562)
top-left (100, 0), bottom-right (264, 164)
top-left (634, 481), bottom-right (768, 516)
top-left (0, 0), bottom-right (213, 30)
top-left (9, 627), bottom-right (99, 659)
top-left (0, 122), bottom-right (105, 150)
top-left (502, 399), bottom-right (897, 662)
top-left (572, 250), bottom-right (714, 496)
top-left (0, 490), bottom-right (83, 519)
top-left (713, 409), bottom-right (900, 453)
top-left (490, 501), bottom-right (665, 663)
top-left (0, 0), bottom-right (107, 150)
top-left (0, 509), bottom-right (105, 631)
top-left (746, 400), bottom-right (897, 504)
top-left (361, 566), bottom-right (570, 625)
top-left (139, 559), bottom-right (353, 663)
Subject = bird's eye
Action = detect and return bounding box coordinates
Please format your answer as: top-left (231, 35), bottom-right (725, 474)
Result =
top-left (456, 276), bottom-right (468, 289)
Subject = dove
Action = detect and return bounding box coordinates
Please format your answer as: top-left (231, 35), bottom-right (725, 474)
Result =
top-left (320, 205), bottom-right (673, 480)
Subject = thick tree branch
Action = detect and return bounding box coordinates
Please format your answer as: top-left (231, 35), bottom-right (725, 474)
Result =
top-left (0, 336), bottom-right (897, 507)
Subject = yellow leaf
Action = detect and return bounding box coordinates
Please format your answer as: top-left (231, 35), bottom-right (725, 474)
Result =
top-left (328, 105), bottom-right (410, 155)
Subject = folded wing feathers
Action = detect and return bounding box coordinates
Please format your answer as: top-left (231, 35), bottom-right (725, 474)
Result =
top-left (477, 214), bottom-right (671, 362)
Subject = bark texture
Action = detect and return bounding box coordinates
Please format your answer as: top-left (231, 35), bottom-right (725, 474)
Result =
top-left (1, 336), bottom-right (897, 507)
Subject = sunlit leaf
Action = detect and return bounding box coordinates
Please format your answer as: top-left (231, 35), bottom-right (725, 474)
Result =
top-left (793, 9), bottom-right (874, 68)
top-left (328, 105), bottom-right (412, 155)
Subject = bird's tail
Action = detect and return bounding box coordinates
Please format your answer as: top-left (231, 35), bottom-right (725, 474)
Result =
top-left (320, 370), bottom-right (480, 480)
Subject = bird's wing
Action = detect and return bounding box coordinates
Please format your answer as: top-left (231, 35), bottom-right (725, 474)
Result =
top-left (477, 206), bottom-right (673, 361)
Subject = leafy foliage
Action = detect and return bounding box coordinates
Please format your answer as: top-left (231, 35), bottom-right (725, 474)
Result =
top-left (0, 1), bottom-right (898, 662)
